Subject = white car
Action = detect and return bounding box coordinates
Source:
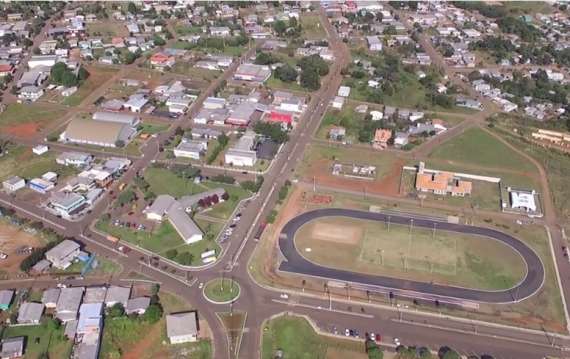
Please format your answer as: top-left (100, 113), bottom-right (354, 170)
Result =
top-left (345, 329), bottom-right (350, 337)
top-left (369, 333), bottom-right (376, 342)
top-left (279, 293), bottom-right (289, 299)
top-left (198, 282), bottom-right (204, 289)
top-left (0, 252), bottom-right (7, 260)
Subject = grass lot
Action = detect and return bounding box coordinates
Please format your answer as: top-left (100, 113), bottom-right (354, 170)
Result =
top-left (139, 123), bottom-right (169, 135)
top-left (428, 127), bottom-right (537, 173)
top-left (203, 278), bottom-right (240, 303)
top-left (0, 103), bottom-right (67, 129)
top-left (96, 220), bottom-right (221, 266)
top-left (0, 145), bottom-right (78, 182)
top-left (144, 167), bottom-right (251, 219)
top-left (316, 102), bottom-right (371, 142)
top-left (170, 62), bottom-right (220, 82)
top-left (53, 256), bottom-right (122, 276)
top-left (503, 1), bottom-right (553, 14)
top-left (300, 15), bottom-right (326, 40)
top-left (295, 216), bottom-right (526, 290)
top-left (266, 74), bottom-right (307, 93)
top-left (63, 66), bottom-right (119, 107)
top-left (2, 319), bottom-right (72, 359)
top-left (86, 20), bottom-right (128, 39)
top-left (261, 315), bottom-right (366, 359)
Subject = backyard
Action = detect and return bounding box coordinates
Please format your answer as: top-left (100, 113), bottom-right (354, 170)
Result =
top-left (0, 145), bottom-right (78, 182)
top-left (295, 216), bottom-right (526, 290)
top-left (1, 319), bottom-right (72, 359)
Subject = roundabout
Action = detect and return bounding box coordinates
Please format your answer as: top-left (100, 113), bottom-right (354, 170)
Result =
top-left (279, 208), bottom-right (545, 304)
top-left (203, 278), bottom-right (241, 304)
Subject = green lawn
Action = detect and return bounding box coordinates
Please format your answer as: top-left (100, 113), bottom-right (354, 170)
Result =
top-left (203, 278), bottom-right (240, 302)
top-left (140, 123), bottom-right (168, 135)
top-left (266, 75), bottom-right (307, 93)
top-left (428, 127), bottom-right (537, 172)
top-left (261, 315), bottom-right (366, 359)
top-left (2, 319), bottom-right (72, 359)
top-left (296, 216), bottom-right (526, 290)
top-left (96, 219), bottom-right (221, 266)
top-left (0, 103), bottom-right (67, 129)
top-left (0, 145), bottom-right (78, 182)
top-left (300, 15), bottom-right (326, 40)
top-left (170, 62), bottom-right (220, 82)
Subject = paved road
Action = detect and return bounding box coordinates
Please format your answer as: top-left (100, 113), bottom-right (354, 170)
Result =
top-left (279, 208), bottom-right (544, 304)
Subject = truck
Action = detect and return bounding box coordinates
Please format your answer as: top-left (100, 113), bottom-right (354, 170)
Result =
top-left (118, 183), bottom-right (126, 191)
top-left (254, 221), bottom-right (267, 240)
top-left (106, 235), bottom-right (119, 244)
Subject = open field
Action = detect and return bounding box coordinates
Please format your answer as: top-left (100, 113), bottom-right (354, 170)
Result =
top-left (261, 315), bottom-right (367, 359)
top-left (300, 15), bottom-right (326, 40)
top-left (502, 1), bottom-right (553, 14)
top-left (266, 74), bottom-right (308, 93)
top-left (428, 127), bottom-right (537, 173)
top-left (250, 185), bottom-right (567, 332)
top-left (295, 216), bottom-right (526, 290)
top-left (86, 20), bottom-right (129, 39)
top-left (96, 220), bottom-right (221, 266)
top-left (170, 62), bottom-right (220, 82)
top-left (296, 142), bottom-right (403, 197)
top-left (0, 103), bottom-right (67, 136)
top-left (63, 66), bottom-right (119, 107)
top-left (0, 146), bottom-right (78, 182)
top-left (2, 319), bottom-right (72, 359)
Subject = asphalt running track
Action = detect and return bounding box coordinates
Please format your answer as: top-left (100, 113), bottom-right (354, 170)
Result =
top-left (278, 208), bottom-right (545, 304)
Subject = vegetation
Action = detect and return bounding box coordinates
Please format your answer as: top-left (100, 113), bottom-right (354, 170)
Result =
top-left (207, 133), bottom-right (229, 164)
top-left (20, 239), bottom-right (62, 272)
top-left (203, 278), bottom-right (240, 303)
top-left (50, 63), bottom-right (89, 87)
top-left (240, 175), bottom-right (264, 193)
top-left (299, 54), bottom-right (329, 91)
top-left (274, 64), bottom-right (298, 83)
top-left (253, 122), bottom-right (289, 143)
top-left (2, 318), bottom-right (72, 359)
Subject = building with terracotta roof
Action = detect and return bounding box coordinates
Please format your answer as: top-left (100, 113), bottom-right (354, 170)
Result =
top-left (415, 163), bottom-right (472, 197)
top-left (372, 129), bottom-right (392, 150)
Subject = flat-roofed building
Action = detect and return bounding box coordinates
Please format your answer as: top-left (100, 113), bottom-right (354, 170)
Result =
top-left (45, 239), bottom-right (81, 269)
top-left (0, 290), bottom-right (14, 311)
top-left (92, 111), bottom-right (140, 126)
top-left (224, 131), bottom-right (257, 167)
top-left (166, 312), bottom-right (199, 344)
top-left (0, 337), bottom-right (24, 358)
top-left (2, 176), bottom-right (25, 193)
top-left (234, 63), bottom-right (271, 83)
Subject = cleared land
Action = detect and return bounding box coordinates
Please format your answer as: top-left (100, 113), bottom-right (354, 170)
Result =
top-left (295, 216), bottom-right (526, 290)
top-left (261, 315), bottom-right (367, 359)
top-left (0, 103), bottom-right (67, 136)
top-left (0, 146), bottom-right (78, 182)
top-left (63, 66), bottom-right (119, 106)
top-left (428, 127), bottom-right (537, 173)
top-left (300, 15), bottom-right (326, 40)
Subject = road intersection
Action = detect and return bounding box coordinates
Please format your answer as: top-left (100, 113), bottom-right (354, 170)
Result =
top-left (1, 6), bottom-right (570, 359)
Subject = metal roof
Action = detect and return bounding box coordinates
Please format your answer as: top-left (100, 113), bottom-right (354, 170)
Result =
top-left (166, 312), bottom-right (198, 338)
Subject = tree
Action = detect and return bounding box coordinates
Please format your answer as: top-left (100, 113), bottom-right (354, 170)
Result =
top-left (165, 249), bottom-right (178, 260)
top-left (273, 20), bottom-right (287, 36)
top-left (275, 64), bottom-right (297, 82)
top-left (153, 35), bottom-right (166, 46)
top-left (61, 71), bottom-right (78, 87)
top-left (300, 67), bottom-right (320, 90)
top-left (254, 52), bottom-right (277, 65)
top-left (78, 67), bottom-right (90, 81)
top-left (253, 122), bottom-right (289, 143)
top-left (127, 2), bottom-right (138, 14)
top-left (175, 252), bottom-right (193, 265)
top-left (142, 303), bottom-right (163, 323)
top-left (438, 346), bottom-right (460, 359)
top-left (108, 303), bottom-right (125, 317)
top-left (366, 340), bottom-right (383, 359)
top-left (115, 140), bottom-right (125, 148)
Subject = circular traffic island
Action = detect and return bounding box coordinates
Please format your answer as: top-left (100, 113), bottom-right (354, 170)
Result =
top-left (203, 278), bottom-right (241, 304)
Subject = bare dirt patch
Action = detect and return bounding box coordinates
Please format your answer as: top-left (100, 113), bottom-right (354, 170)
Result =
top-left (3, 123), bottom-right (39, 138)
top-left (0, 223), bottom-right (43, 274)
top-left (310, 221), bottom-right (361, 245)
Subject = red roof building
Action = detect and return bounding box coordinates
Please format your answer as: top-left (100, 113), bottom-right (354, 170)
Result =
top-left (268, 111), bottom-right (293, 125)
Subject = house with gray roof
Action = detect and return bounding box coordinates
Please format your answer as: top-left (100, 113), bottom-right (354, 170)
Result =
top-left (17, 302), bottom-right (44, 324)
top-left (45, 239), bottom-right (81, 269)
top-left (166, 312), bottom-right (199, 344)
top-left (125, 297), bottom-right (150, 315)
top-left (0, 290), bottom-right (14, 311)
top-left (42, 288), bottom-right (60, 309)
top-left (104, 286), bottom-right (130, 308)
top-left (0, 337), bottom-right (24, 358)
top-left (83, 287), bottom-right (107, 304)
top-left (56, 287), bottom-right (84, 323)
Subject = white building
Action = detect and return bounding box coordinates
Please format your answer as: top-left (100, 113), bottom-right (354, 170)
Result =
top-left (224, 131), bottom-right (257, 167)
top-left (366, 36), bottom-right (383, 51)
top-left (45, 240), bottom-right (81, 269)
top-left (18, 86), bottom-right (44, 102)
top-left (33, 145), bottom-right (49, 155)
top-left (166, 312), bottom-right (199, 344)
top-left (2, 176), bottom-right (25, 192)
top-left (173, 140), bottom-right (207, 160)
top-left (508, 188), bottom-right (537, 213)
top-left (337, 86), bottom-right (351, 98)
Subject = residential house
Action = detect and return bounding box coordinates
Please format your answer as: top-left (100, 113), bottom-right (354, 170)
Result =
top-left (18, 85), bottom-right (44, 102)
top-left (104, 286), bottom-right (130, 308)
top-left (17, 302), bottom-right (44, 324)
top-left (45, 240), bottom-right (81, 269)
top-left (0, 290), bottom-right (13, 311)
top-left (372, 129), bottom-right (392, 150)
top-left (0, 337), bottom-right (24, 359)
top-left (173, 140), bottom-right (207, 160)
top-left (166, 312), bottom-right (199, 344)
top-left (125, 297), bottom-right (150, 315)
top-left (224, 131), bottom-right (257, 167)
top-left (42, 288), bottom-right (60, 309)
top-left (328, 126), bottom-right (346, 141)
top-left (2, 176), bottom-right (25, 193)
top-left (56, 287), bottom-right (84, 323)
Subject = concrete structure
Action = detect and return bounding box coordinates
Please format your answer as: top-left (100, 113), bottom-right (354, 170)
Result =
top-left (60, 118), bottom-right (137, 148)
top-left (125, 297), bottom-right (150, 315)
top-left (104, 286), bottom-right (130, 308)
top-left (224, 131), bottom-right (257, 167)
top-left (366, 36), bottom-right (383, 51)
top-left (2, 176), bottom-right (25, 193)
top-left (415, 163), bottom-right (472, 197)
top-left (508, 188), bottom-right (537, 213)
top-left (92, 112), bottom-right (139, 126)
top-left (45, 239), bottom-right (81, 269)
top-left (32, 145), bottom-right (49, 155)
top-left (83, 287), bottom-right (107, 304)
top-left (17, 302), bottom-right (44, 324)
top-left (173, 140), bottom-right (207, 160)
top-left (372, 129), bottom-right (392, 150)
top-left (166, 312), bottom-right (199, 344)
top-left (28, 178), bottom-right (55, 194)
top-left (56, 152), bottom-right (93, 167)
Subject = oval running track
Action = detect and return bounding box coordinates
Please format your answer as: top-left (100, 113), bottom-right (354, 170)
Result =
top-left (278, 208), bottom-right (545, 304)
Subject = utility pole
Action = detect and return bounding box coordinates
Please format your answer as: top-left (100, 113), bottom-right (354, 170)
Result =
top-left (432, 222), bottom-right (437, 240)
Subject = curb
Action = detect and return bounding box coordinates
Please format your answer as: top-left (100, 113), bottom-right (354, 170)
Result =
top-left (203, 279), bottom-right (241, 305)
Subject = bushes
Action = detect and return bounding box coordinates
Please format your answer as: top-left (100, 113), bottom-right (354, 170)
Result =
top-left (211, 174), bottom-right (235, 184)
top-left (20, 240), bottom-right (62, 272)
top-left (253, 122), bottom-right (289, 144)
top-left (240, 176), bottom-right (264, 193)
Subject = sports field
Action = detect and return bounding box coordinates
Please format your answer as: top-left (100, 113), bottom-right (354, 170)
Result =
top-left (295, 216), bottom-right (526, 290)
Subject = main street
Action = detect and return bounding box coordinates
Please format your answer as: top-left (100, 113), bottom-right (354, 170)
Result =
top-left (1, 6), bottom-right (570, 359)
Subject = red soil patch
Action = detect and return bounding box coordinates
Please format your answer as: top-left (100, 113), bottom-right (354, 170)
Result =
top-left (3, 123), bottom-right (39, 138)
top-left (308, 194), bottom-right (332, 205)
top-left (306, 157), bottom-right (403, 197)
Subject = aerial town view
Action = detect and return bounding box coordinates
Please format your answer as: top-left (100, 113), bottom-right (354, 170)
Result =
top-left (0, 1), bottom-right (569, 358)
